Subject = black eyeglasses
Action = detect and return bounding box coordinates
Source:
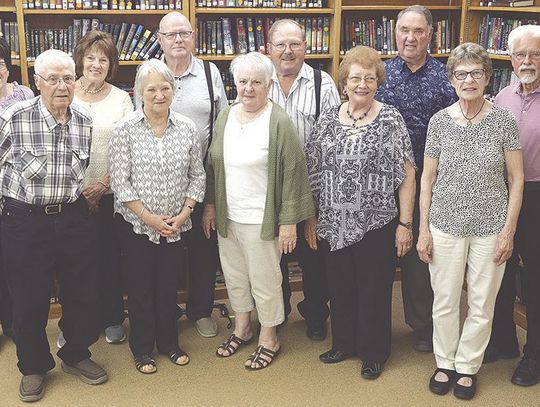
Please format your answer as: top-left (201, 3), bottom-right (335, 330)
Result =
top-left (453, 69), bottom-right (485, 81)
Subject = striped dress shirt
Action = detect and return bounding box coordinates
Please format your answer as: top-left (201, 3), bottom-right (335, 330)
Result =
top-left (269, 63), bottom-right (341, 146)
top-left (0, 97), bottom-right (92, 205)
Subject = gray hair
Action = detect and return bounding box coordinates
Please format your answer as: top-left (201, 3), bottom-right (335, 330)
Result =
top-left (34, 49), bottom-right (75, 76)
top-left (267, 18), bottom-right (305, 43)
top-left (230, 52), bottom-right (274, 86)
top-left (396, 5), bottom-right (433, 32)
top-left (508, 24), bottom-right (540, 54)
top-left (447, 42), bottom-right (493, 82)
top-left (134, 58), bottom-right (176, 106)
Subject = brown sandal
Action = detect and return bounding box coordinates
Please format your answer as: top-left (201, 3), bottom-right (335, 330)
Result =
top-left (216, 334), bottom-right (253, 357)
top-left (245, 345), bottom-right (280, 370)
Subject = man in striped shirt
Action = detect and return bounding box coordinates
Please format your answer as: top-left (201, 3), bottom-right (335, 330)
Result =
top-left (0, 49), bottom-right (107, 402)
top-left (268, 19), bottom-right (340, 341)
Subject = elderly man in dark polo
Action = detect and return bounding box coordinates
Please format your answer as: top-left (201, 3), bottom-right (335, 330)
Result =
top-left (0, 49), bottom-right (107, 402)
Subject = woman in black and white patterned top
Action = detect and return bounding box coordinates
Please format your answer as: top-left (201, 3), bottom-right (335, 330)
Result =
top-left (305, 46), bottom-right (416, 380)
top-left (418, 43), bottom-right (524, 400)
top-left (110, 59), bottom-right (205, 374)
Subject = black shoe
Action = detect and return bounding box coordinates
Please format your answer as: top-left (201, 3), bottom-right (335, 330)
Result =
top-left (511, 357), bottom-right (540, 387)
top-left (483, 346), bottom-right (520, 364)
top-left (453, 374), bottom-right (477, 400)
top-left (319, 349), bottom-right (352, 364)
top-left (429, 368), bottom-right (455, 395)
top-left (361, 361), bottom-right (383, 380)
top-left (307, 324), bottom-right (327, 341)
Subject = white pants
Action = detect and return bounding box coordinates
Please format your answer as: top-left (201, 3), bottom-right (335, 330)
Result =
top-left (218, 220), bottom-right (284, 327)
top-left (429, 226), bottom-right (506, 374)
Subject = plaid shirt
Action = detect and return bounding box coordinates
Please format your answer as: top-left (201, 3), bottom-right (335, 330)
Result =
top-left (0, 97), bottom-right (92, 205)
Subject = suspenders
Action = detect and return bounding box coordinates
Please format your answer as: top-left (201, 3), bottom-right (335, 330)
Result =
top-left (203, 60), bottom-right (215, 164)
top-left (313, 68), bottom-right (322, 121)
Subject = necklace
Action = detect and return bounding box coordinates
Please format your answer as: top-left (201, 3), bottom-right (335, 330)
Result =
top-left (458, 98), bottom-right (486, 126)
top-left (78, 79), bottom-right (105, 95)
top-left (346, 102), bottom-right (372, 128)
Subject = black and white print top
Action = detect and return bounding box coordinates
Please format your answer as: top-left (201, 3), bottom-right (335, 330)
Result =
top-left (425, 104), bottom-right (521, 238)
top-left (305, 103), bottom-right (415, 252)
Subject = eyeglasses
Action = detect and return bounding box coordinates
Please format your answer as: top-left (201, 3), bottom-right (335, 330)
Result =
top-left (0, 61), bottom-right (7, 71)
top-left (398, 27), bottom-right (428, 38)
top-left (512, 50), bottom-right (540, 62)
top-left (35, 73), bottom-right (76, 86)
top-left (453, 69), bottom-right (485, 81)
top-left (270, 42), bottom-right (304, 51)
top-left (159, 31), bottom-right (193, 41)
top-left (347, 75), bottom-right (378, 85)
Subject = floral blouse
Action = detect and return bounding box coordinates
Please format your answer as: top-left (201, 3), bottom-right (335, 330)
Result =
top-left (305, 103), bottom-right (415, 251)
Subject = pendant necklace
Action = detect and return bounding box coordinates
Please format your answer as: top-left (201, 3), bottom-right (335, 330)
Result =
top-left (346, 102), bottom-right (372, 128)
top-left (459, 98), bottom-right (485, 126)
top-left (79, 79), bottom-right (105, 94)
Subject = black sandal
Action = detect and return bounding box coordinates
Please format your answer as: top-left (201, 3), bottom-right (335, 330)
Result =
top-left (134, 355), bottom-right (157, 374)
top-left (245, 345), bottom-right (280, 371)
top-left (216, 334), bottom-right (254, 358)
top-left (169, 349), bottom-right (190, 366)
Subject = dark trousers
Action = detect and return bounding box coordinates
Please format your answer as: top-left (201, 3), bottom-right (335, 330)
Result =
top-left (0, 219), bottom-right (13, 331)
top-left (117, 216), bottom-right (182, 357)
top-left (94, 194), bottom-right (124, 328)
top-left (183, 205), bottom-right (218, 321)
top-left (324, 220), bottom-right (397, 363)
top-left (399, 176), bottom-right (433, 335)
top-left (280, 221), bottom-right (329, 327)
top-left (2, 197), bottom-right (99, 375)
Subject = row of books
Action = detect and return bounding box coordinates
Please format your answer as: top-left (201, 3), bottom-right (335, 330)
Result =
top-left (220, 69), bottom-right (237, 102)
top-left (489, 67), bottom-right (516, 97)
top-left (477, 15), bottom-right (539, 55)
top-left (478, 0), bottom-right (535, 7)
top-left (195, 0), bottom-right (323, 7)
top-left (195, 16), bottom-right (330, 56)
top-left (25, 20), bottom-right (163, 61)
top-left (340, 17), bottom-right (457, 55)
top-left (22, 0), bottom-right (182, 9)
top-left (1, 21), bottom-right (20, 60)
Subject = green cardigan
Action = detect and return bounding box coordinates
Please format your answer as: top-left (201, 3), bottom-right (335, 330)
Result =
top-left (205, 101), bottom-right (316, 240)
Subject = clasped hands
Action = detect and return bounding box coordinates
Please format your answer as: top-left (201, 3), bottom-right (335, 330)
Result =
top-left (143, 209), bottom-right (191, 237)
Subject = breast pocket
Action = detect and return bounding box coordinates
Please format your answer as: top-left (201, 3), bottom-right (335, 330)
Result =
top-left (20, 147), bottom-right (48, 180)
top-left (71, 149), bottom-right (90, 181)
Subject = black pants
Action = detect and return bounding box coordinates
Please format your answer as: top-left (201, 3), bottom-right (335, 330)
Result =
top-left (2, 197), bottom-right (99, 375)
top-left (280, 221), bottom-right (329, 327)
top-left (183, 205), bottom-right (218, 321)
top-left (324, 220), bottom-right (397, 363)
top-left (117, 216), bottom-right (183, 357)
top-left (94, 194), bottom-right (124, 328)
top-left (492, 182), bottom-right (540, 360)
top-left (0, 218), bottom-right (13, 331)
top-left (399, 175), bottom-right (433, 335)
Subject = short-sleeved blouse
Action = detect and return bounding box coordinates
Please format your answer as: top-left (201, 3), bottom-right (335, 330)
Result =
top-left (424, 104), bottom-right (521, 237)
top-left (0, 82), bottom-right (34, 111)
top-left (305, 103), bottom-right (415, 251)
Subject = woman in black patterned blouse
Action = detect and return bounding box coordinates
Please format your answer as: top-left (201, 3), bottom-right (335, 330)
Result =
top-left (304, 46), bottom-right (416, 380)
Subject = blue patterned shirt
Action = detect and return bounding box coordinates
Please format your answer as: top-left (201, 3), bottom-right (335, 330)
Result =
top-left (376, 55), bottom-right (457, 170)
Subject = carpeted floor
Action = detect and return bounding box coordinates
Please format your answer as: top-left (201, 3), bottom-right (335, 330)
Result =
top-left (0, 283), bottom-right (536, 406)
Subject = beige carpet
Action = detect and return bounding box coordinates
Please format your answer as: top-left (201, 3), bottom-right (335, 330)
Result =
top-left (0, 283), bottom-right (536, 407)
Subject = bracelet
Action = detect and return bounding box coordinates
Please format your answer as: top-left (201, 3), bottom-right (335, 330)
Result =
top-left (98, 181), bottom-right (109, 189)
top-left (140, 206), bottom-right (146, 218)
top-left (399, 221), bottom-right (413, 230)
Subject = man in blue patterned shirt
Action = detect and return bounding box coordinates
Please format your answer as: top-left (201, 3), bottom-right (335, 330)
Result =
top-left (376, 5), bottom-right (457, 353)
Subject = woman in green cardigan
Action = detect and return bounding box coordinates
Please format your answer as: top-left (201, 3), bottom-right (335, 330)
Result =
top-left (202, 52), bottom-right (315, 370)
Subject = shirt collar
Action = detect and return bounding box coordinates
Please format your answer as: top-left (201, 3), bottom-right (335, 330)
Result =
top-left (162, 54), bottom-right (198, 79)
top-left (271, 62), bottom-right (311, 87)
top-left (38, 97), bottom-right (72, 131)
top-left (397, 54), bottom-right (432, 74)
top-left (516, 82), bottom-right (540, 96)
top-left (133, 106), bottom-right (178, 128)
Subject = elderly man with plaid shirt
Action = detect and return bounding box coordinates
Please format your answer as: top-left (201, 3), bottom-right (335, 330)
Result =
top-left (0, 49), bottom-right (107, 402)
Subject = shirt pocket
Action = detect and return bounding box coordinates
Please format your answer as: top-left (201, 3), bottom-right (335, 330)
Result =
top-left (71, 149), bottom-right (90, 181)
top-left (20, 147), bottom-right (48, 180)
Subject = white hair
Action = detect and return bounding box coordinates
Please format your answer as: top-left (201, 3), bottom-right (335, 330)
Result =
top-left (230, 52), bottom-right (274, 86)
top-left (134, 58), bottom-right (176, 106)
top-left (508, 25), bottom-right (540, 54)
top-left (34, 49), bottom-right (75, 76)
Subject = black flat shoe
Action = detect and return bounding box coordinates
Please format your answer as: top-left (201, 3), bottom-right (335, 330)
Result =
top-left (511, 357), bottom-right (540, 387)
top-left (429, 368), bottom-right (455, 395)
top-left (361, 361), bottom-right (383, 380)
top-left (483, 346), bottom-right (520, 364)
top-left (453, 373), bottom-right (477, 400)
top-left (319, 349), bottom-right (352, 364)
top-left (307, 324), bottom-right (327, 341)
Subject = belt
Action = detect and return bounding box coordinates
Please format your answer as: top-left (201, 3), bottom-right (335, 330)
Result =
top-left (3, 196), bottom-right (83, 215)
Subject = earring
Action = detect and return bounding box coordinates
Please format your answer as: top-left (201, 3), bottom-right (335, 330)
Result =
top-left (343, 89), bottom-right (347, 95)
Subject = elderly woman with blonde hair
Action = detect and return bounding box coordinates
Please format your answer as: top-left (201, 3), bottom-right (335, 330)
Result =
top-left (203, 51), bottom-right (315, 370)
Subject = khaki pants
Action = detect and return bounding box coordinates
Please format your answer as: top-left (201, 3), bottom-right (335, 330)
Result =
top-left (218, 220), bottom-right (284, 327)
top-left (429, 225), bottom-right (506, 374)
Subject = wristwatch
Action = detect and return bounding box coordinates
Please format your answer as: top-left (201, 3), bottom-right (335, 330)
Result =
top-left (399, 221), bottom-right (413, 230)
